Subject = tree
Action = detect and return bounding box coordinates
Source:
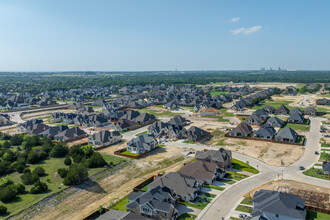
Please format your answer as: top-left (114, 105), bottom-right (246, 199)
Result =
top-left (16, 165), bottom-right (25, 173)
top-left (21, 173), bottom-right (39, 185)
top-left (63, 164), bottom-right (88, 185)
top-left (0, 205), bottom-right (7, 215)
top-left (57, 168), bottom-right (68, 178)
top-left (15, 184), bottom-right (25, 195)
top-left (33, 166), bottom-right (46, 177)
top-left (64, 157), bottom-right (72, 166)
top-left (2, 141), bottom-right (10, 149)
top-left (10, 135), bottom-right (23, 146)
top-left (30, 181), bottom-right (48, 194)
top-left (51, 144), bottom-right (69, 158)
top-left (0, 185), bottom-right (17, 203)
top-left (85, 153), bottom-right (106, 168)
top-left (27, 151), bottom-right (41, 164)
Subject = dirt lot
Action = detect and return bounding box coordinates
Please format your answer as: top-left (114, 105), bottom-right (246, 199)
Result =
top-left (208, 137), bottom-right (304, 166)
top-left (246, 180), bottom-right (330, 211)
top-left (29, 146), bottom-right (188, 220)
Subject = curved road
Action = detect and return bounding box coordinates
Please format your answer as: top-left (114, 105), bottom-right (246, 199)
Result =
top-left (167, 117), bottom-right (330, 219)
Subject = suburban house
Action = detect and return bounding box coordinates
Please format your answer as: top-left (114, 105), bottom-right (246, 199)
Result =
top-left (275, 127), bottom-right (298, 143)
top-left (303, 107), bottom-right (317, 116)
top-left (54, 127), bottom-right (87, 142)
top-left (28, 123), bottom-right (50, 135)
top-left (322, 162), bottom-right (330, 178)
top-left (253, 125), bottom-right (276, 140)
top-left (126, 133), bottom-right (158, 154)
top-left (88, 130), bottom-right (122, 148)
top-left (163, 102), bottom-right (179, 110)
top-left (245, 114), bottom-right (262, 126)
top-left (316, 98), bottom-right (330, 105)
top-left (229, 122), bottom-right (253, 137)
top-left (39, 125), bottom-right (69, 138)
top-left (249, 190), bottom-right (306, 220)
top-left (266, 117), bottom-right (284, 128)
top-left (126, 186), bottom-right (178, 220)
top-left (275, 105), bottom-right (290, 115)
top-left (148, 172), bottom-right (203, 202)
top-left (133, 113), bottom-right (156, 125)
top-left (120, 110), bottom-right (141, 121)
top-left (263, 105), bottom-right (276, 114)
top-left (114, 119), bottom-right (138, 131)
top-left (0, 114), bottom-right (12, 126)
top-left (195, 148), bottom-right (232, 169)
top-left (253, 109), bottom-right (268, 120)
top-left (290, 107), bottom-right (303, 115)
top-left (17, 119), bottom-right (43, 133)
top-left (168, 115), bottom-right (190, 126)
top-left (181, 126), bottom-right (208, 142)
top-left (179, 160), bottom-right (224, 184)
top-left (287, 112), bottom-right (305, 124)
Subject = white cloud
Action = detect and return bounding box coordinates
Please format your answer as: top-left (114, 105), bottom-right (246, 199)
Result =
top-left (231, 26), bottom-right (262, 35)
top-left (230, 17), bottom-right (240, 23)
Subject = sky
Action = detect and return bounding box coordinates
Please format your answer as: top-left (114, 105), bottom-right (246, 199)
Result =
top-left (1, 0), bottom-right (330, 71)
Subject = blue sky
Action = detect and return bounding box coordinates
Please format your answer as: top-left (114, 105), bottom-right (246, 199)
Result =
top-left (1, 0), bottom-right (330, 71)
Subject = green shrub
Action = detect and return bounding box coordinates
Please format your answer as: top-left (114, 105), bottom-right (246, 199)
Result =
top-left (30, 181), bottom-right (48, 194)
top-left (63, 164), bottom-right (88, 185)
top-left (15, 184), bottom-right (25, 195)
top-left (21, 173), bottom-right (39, 185)
top-left (64, 157), bottom-right (72, 166)
top-left (58, 168), bottom-right (68, 178)
top-left (51, 144), bottom-right (69, 158)
top-left (33, 166), bottom-right (46, 177)
top-left (0, 205), bottom-right (7, 215)
top-left (0, 185), bottom-right (17, 203)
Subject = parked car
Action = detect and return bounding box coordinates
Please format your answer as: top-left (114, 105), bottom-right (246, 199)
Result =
top-left (299, 166), bottom-right (305, 170)
top-left (315, 151), bottom-right (319, 155)
top-left (239, 213), bottom-right (248, 219)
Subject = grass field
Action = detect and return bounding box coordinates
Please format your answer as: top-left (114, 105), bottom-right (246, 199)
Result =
top-left (109, 195), bottom-right (129, 211)
top-left (138, 108), bottom-right (184, 117)
top-left (210, 91), bottom-right (230, 97)
top-left (240, 197), bottom-right (253, 205)
top-left (302, 167), bottom-right (329, 180)
top-left (226, 172), bottom-right (248, 181)
top-left (235, 204), bottom-right (252, 213)
top-left (285, 122), bottom-right (310, 132)
top-left (219, 179), bottom-right (236, 184)
top-left (201, 114), bottom-right (229, 122)
top-left (204, 185), bottom-right (225, 191)
top-left (177, 213), bottom-right (197, 220)
top-left (121, 150), bottom-right (140, 156)
top-left (232, 158), bottom-right (259, 174)
top-left (306, 210), bottom-right (330, 220)
top-left (0, 154), bottom-right (125, 218)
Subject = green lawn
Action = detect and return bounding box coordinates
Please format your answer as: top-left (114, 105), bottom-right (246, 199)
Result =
top-left (302, 167), bottom-right (329, 180)
top-left (321, 143), bottom-right (330, 148)
top-left (226, 172), bottom-right (247, 181)
top-left (0, 154), bottom-right (125, 218)
top-left (250, 100), bottom-right (293, 110)
top-left (232, 158), bottom-right (259, 174)
top-left (177, 213), bottom-right (197, 220)
top-left (135, 131), bottom-right (148, 136)
top-left (219, 179), bottom-right (236, 184)
top-left (286, 123), bottom-right (310, 132)
top-left (201, 114), bottom-right (230, 122)
top-left (306, 210), bottom-right (330, 220)
top-left (179, 198), bottom-right (212, 210)
top-left (138, 108), bottom-right (184, 117)
top-left (235, 205), bottom-right (252, 213)
top-left (121, 150), bottom-right (140, 156)
top-left (203, 192), bottom-right (216, 198)
top-left (203, 185), bottom-right (225, 191)
top-left (110, 195), bottom-right (129, 211)
top-left (219, 108), bottom-right (235, 117)
top-left (182, 141), bottom-right (196, 144)
top-left (241, 197), bottom-right (253, 205)
top-left (210, 91), bottom-right (230, 97)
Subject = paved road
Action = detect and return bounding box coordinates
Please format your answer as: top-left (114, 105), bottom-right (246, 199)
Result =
top-left (166, 117), bottom-right (330, 219)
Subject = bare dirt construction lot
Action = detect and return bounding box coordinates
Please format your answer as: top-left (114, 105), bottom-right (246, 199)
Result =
top-left (208, 137), bottom-right (304, 166)
top-left (246, 180), bottom-right (330, 211)
top-left (29, 146), bottom-right (189, 220)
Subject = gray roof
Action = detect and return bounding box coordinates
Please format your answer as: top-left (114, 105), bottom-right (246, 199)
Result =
top-left (266, 117), bottom-right (284, 127)
top-left (195, 148), bottom-right (231, 163)
top-left (288, 111), bottom-right (304, 122)
top-left (168, 115), bottom-right (189, 126)
top-left (90, 130), bottom-right (121, 143)
top-left (96, 210), bottom-right (130, 220)
top-left (252, 190), bottom-right (306, 220)
top-left (127, 133), bottom-right (157, 150)
top-left (290, 107), bottom-right (303, 115)
top-left (149, 172), bottom-right (202, 198)
top-left (232, 122), bottom-right (253, 134)
top-left (275, 105), bottom-right (290, 115)
top-left (275, 127), bottom-right (298, 140)
top-left (254, 125), bottom-right (276, 137)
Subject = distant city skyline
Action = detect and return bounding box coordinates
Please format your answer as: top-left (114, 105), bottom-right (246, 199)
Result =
top-left (1, 0), bottom-right (330, 71)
